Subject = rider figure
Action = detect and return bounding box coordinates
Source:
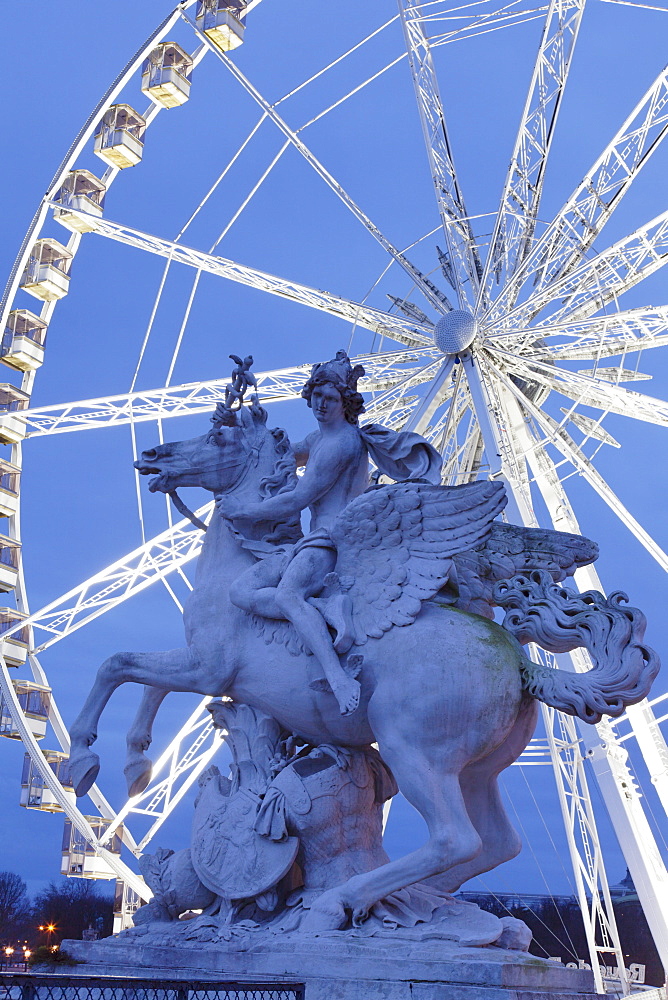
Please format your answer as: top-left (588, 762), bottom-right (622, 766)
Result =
top-left (217, 351), bottom-right (441, 716)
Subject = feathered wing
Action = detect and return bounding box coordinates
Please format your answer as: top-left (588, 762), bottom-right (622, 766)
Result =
top-left (329, 480), bottom-right (507, 646)
top-left (454, 522), bottom-right (599, 619)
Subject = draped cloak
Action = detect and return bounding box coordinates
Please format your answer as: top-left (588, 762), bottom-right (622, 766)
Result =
top-left (358, 423), bottom-right (442, 485)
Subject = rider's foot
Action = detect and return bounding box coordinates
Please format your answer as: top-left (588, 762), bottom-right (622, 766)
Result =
top-left (345, 653), bottom-right (363, 679)
top-left (332, 673), bottom-right (361, 716)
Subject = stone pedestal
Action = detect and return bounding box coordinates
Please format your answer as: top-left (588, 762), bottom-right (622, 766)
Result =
top-left (62, 935), bottom-right (598, 999)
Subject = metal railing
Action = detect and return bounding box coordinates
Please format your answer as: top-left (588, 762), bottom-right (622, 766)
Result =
top-left (0, 975), bottom-right (305, 1000)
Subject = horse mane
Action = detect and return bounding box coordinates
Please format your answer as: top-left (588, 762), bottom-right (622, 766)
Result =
top-left (258, 427), bottom-right (302, 545)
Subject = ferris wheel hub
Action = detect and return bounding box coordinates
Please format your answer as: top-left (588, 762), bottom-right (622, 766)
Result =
top-left (433, 310), bottom-right (477, 354)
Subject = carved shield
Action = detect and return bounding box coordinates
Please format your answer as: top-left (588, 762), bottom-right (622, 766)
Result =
top-left (191, 771), bottom-right (298, 900)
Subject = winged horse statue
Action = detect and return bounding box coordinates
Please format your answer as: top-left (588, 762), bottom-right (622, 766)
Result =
top-left (68, 353), bottom-right (658, 932)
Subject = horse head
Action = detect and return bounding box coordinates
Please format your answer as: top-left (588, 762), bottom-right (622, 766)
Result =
top-left (135, 397), bottom-right (301, 541)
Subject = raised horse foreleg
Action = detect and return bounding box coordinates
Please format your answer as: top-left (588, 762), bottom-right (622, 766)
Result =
top-left (125, 686), bottom-right (170, 797)
top-left (69, 647), bottom-right (213, 798)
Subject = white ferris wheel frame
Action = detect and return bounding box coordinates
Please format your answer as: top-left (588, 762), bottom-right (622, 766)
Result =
top-left (1, 0), bottom-right (668, 991)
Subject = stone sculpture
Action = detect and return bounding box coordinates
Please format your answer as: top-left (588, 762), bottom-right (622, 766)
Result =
top-left (67, 350), bottom-right (659, 942)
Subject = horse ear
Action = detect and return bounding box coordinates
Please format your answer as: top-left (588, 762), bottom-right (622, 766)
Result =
top-left (249, 393), bottom-right (267, 425)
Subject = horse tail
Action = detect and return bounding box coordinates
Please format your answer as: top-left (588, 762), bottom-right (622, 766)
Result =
top-left (494, 570), bottom-right (660, 724)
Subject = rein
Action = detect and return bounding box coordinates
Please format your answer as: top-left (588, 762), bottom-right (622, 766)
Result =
top-left (167, 426), bottom-right (264, 533)
top-left (168, 491), bottom-right (209, 532)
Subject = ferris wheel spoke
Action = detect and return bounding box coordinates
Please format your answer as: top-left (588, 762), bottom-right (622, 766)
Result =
top-left (0, 505), bottom-right (213, 652)
top-left (486, 353), bottom-right (668, 570)
top-left (398, 2), bottom-right (482, 309)
top-left (493, 348), bottom-right (668, 426)
top-left (20, 350), bottom-right (439, 437)
top-left (427, 0), bottom-right (551, 48)
top-left (505, 209), bottom-right (668, 327)
top-left (57, 210), bottom-right (432, 349)
top-left (490, 305), bottom-right (668, 361)
top-left (480, 0), bottom-right (585, 300)
top-left (488, 64), bottom-right (668, 320)
top-left (182, 11), bottom-right (447, 315)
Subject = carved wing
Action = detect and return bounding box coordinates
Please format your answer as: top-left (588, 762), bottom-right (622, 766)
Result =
top-left (329, 480), bottom-right (507, 646)
top-left (454, 522), bottom-right (599, 619)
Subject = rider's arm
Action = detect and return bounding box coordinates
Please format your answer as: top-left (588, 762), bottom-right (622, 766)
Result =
top-left (292, 434), bottom-right (313, 467)
top-left (219, 438), bottom-right (347, 522)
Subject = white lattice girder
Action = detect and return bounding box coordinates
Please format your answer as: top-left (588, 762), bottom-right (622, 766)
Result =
top-left (486, 354), bottom-right (668, 570)
top-left (54, 207), bottom-right (435, 349)
top-left (492, 305), bottom-right (668, 361)
top-left (491, 347), bottom-right (668, 426)
top-left (488, 63), bottom-right (668, 320)
top-left (481, 0), bottom-right (585, 298)
top-left (20, 349), bottom-right (438, 437)
top-left (427, 0), bottom-right (551, 48)
top-left (398, 1), bottom-right (482, 309)
top-left (500, 209), bottom-right (668, 328)
top-left (0, 505), bottom-right (212, 649)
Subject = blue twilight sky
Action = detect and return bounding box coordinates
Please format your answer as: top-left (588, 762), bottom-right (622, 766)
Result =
top-left (1, 0), bottom-right (667, 924)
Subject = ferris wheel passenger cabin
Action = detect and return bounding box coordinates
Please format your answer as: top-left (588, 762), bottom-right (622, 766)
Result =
top-left (53, 170), bottom-right (106, 235)
top-left (113, 881), bottom-right (142, 935)
top-left (0, 534), bottom-right (20, 591)
top-left (142, 42), bottom-right (193, 109)
top-left (2, 310), bottom-right (48, 372)
top-left (21, 750), bottom-right (74, 812)
top-left (0, 679), bottom-right (51, 740)
top-left (19, 239), bottom-right (72, 302)
top-left (0, 385), bottom-right (30, 444)
top-left (61, 817), bottom-right (123, 879)
top-left (196, 0), bottom-right (247, 51)
top-left (0, 607), bottom-right (29, 666)
top-left (94, 105), bottom-right (147, 169)
top-left (0, 459), bottom-right (21, 517)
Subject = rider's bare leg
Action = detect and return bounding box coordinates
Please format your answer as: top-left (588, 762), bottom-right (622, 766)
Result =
top-left (228, 554), bottom-right (284, 619)
top-left (275, 549), bottom-right (361, 716)
top-left (125, 686), bottom-right (170, 797)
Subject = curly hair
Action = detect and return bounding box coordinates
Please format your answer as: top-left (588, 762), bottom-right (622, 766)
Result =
top-left (301, 371), bottom-right (366, 425)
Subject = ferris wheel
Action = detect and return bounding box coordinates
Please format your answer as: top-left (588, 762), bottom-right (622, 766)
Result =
top-left (1, 0), bottom-right (668, 989)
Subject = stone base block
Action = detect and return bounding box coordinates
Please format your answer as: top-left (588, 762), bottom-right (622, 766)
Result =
top-left (62, 936), bottom-right (598, 999)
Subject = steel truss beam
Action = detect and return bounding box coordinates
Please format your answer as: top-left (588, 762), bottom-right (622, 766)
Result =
top-left (19, 349), bottom-right (439, 437)
top-left (491, 305), bottom-right (668, 360)
top-left (500, 209), bottom-right (668, 328)
top-left (485, 352), bottom-right (668, 571)
top-left (56, 208), bottom-right (433, 349)
top-left (490, 347), bottom-right (668, 426)
top-left (99, 698), bottom-right (224, 854)
top-left (481, 0), bottom-right (585, 298)
top-left (398, 1), bottom-right (482, 309)
top-left (487, 62), bottom-right (668, 321)
top-left (542, 698), bottom-right (628, 994)
top-left (429, 0), bottom-right (551, 48)
top-left (0, 505), bottom-right (213, 650)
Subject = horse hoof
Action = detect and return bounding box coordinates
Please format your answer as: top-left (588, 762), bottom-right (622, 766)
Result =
top-left (301, 896), bottom-right (347, 932)
top-left (69, 750), bottom-right (100, 798)
top-left (124, 754), bottom-right (153, 797)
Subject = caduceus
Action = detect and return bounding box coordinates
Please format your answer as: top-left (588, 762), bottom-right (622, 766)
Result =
top-left (212, 354), bottom-right (258, 427)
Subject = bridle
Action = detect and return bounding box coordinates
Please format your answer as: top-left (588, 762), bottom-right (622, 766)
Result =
top-left (168, 424), bottom-right (265, 533)
top-left (165, 352), bottom-right (262, 533)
